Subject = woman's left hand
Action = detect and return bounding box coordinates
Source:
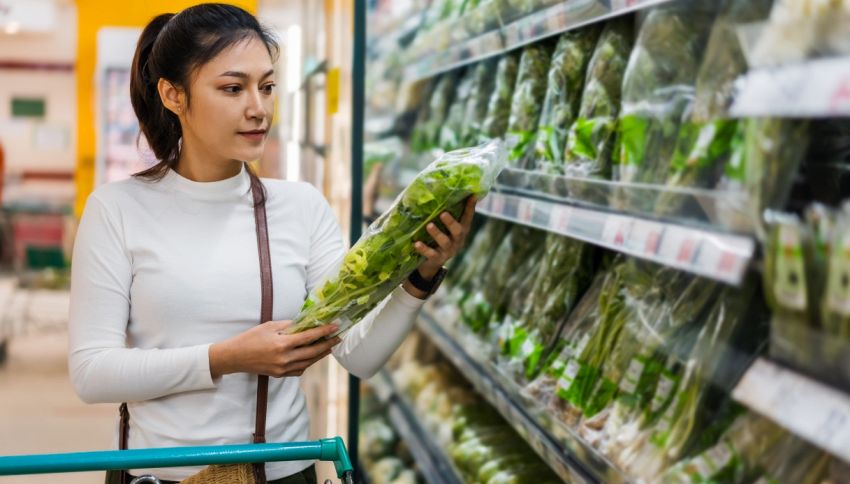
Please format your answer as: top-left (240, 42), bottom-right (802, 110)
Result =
top-left (413, 196), bottom-right (477, 280)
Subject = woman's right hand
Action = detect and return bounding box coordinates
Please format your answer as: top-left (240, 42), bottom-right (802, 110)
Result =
top-left (208, 321), bottom-right (341, 379)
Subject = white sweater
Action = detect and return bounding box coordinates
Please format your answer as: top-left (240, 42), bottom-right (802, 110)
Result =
top-left (68, 164), bottom-right (424, 481)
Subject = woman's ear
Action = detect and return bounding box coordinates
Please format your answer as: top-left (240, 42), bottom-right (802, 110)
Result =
top-left (157, 78), bottom-right (186, 116)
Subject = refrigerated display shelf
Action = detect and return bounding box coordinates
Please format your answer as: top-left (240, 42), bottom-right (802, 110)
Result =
top-left (477, 190), bottom-right (756, 286)
top-left (416, 311), bottom-right (628, 484)
top-left (403, 0), bottom-right (672, 81)
top-left (366, 371), bottom-right (464, 484)
top-left (731, 56), bottom-right (850, 118)
top-left (732, 358), bottom-right (850, 464)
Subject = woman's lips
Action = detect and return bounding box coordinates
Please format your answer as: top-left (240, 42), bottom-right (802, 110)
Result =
top-left (238, 130), bottom-right (266, 142)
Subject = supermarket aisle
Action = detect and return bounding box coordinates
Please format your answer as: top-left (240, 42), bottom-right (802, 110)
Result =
top-left (0, 292), bottom-right (114, 484)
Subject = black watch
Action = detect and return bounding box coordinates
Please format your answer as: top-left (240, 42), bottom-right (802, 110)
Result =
top-left (407, 267), bottom-right (448, 297)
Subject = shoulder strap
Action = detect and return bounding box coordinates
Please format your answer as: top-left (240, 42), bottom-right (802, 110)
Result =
top-left (250, 171), bottom-right (273, 484)
top-left (118, 168), bottom-right (274, 484)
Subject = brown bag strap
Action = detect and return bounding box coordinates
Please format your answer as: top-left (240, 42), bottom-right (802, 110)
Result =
top-left (249, 171), bottom-right (273, 484)
top-left (118, 403), bottom-right (130, 484)
top-left (118, 168), bottom-right (273, 484)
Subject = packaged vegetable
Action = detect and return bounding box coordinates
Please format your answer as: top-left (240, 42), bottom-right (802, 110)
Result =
top-left (715, 118), bottom-right (810, 237)
top-left (563, 18), bottom-right (634, 185)
top-left (655, 0), bottom-right (774, 218)
top-left (506, 43), bottom-right (553, 167)
top-left (411, 73), bottom-right (459, 152)
top-left (290, 141), bottom-right (506, 334)
top-left (616, 4), bottom-right (717, 208)
top-left (532, 28), bottom-right (601, 173)
top-left (460, 59), bottom-right (499, 147)
top-left (481, 53), bottom-right (521, 141)
top-left (439, 68), bottom-right (476, 151)
top-left (502, 235), bottom-right (595, 382)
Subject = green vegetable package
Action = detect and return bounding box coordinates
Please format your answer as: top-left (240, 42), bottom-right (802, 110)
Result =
top-left (290, 140), bottom-right (507, 334)
top-left (615, 4), bottom-right (716, 210)
top-left (563, 18), bottom-right (634, 184)
top-left (532, 28), bottom-right (600, 172)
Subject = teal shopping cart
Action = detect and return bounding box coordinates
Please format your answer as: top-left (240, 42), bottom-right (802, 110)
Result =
top-left (0, 437), bottom-right (355, 484)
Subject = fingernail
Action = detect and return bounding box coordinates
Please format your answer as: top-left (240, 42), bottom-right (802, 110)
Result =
top-left (428, 223), bottom-right (435, 230)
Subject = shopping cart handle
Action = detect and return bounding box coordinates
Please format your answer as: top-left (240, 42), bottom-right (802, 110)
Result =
top-left (0, 437), bottom-right (354, 479)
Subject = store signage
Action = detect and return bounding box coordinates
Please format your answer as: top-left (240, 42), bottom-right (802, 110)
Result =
top-left (0, 0), bottom-right (56, 34)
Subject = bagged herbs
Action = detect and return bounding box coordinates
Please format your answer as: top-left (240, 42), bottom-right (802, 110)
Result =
top-left (563, 18), bottom-right (634, 183)
top-left (506, 43), bottom-right (554, 167)
top-left (460, 59), bottom-right (499, 147)
top-left (616, 4), bottom-right (717, 209)
top-left (656, 0), bottom-right (774, 218)
top-left (532, 28), bottom-right (601, 173)
top-left (481, 53), bottom-right (521, 141)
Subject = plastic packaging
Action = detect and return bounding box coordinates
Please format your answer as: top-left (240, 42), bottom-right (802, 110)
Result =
top-left (290, 140), bottom-right (506, 334)
top-left (460, 59), bottom-right (499, 147)
top-left (615, 4), bottom-right (717, 196)
top-left (563, 18), bottom-right (634, 182)
top-left (481, 53), bottom-right (521, 141)
top-left (506, 43), bottom-right (553, 167)
top-left (439, 68), bottom-right (476, 151)
top-left (655, 0), bottom-right (774, 218)
top-left (501, 235), bottom-right (595, 382)
top-left (411, 74), bottom-right (459, 152)
top-left (531, 28), bottom-right (601, 172)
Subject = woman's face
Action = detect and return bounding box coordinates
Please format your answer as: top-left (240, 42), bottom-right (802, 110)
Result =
top-left (181, 36), bottom-right (276, 164)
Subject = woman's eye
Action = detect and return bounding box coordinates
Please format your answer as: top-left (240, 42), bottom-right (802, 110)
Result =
top-left (262, 83), bottom-right (276, 94)
top-left (223, 85), bottom-right (242, 94)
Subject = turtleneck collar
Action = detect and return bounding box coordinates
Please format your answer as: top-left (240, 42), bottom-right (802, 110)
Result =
top-left (161, 163), bottom-right (251, 201)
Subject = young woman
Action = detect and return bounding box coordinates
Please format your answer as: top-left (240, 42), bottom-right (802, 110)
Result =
top-left (68, 4), bottom-right (474, 483)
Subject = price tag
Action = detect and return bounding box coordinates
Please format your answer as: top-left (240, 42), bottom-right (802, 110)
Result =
top-left (601, 216), bottom-right (632, 248)
top-left (830, 74), bottom-right (850, 114)
top-left (733, 358), bottom-right (850, 463)
top-left (491, 193), bottom-right (506, 216)
top-left (658, 226), bottom-right (701, 266)
top-left (627, 220), bottom-right (664, 256)
top-left (549, 205), bottom-right (572, 234)
top-left (518, 198), bottom-right (534, 224)
top-left (611, 0), bottom-right (643, 10)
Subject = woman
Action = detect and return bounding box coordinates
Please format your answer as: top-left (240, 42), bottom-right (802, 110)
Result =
top-left (68, 4), bottom-right (473, 483)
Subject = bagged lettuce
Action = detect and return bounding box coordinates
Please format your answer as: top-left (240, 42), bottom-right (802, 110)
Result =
top-left (502, 235), bottom-right (595, 381)
top-left (290, 141), bottom-right (507, 334)
top-left (506, 43), bottom-right (553, 167)
top-left (439, 68), bottom-right (476, 151)
top-left (655, 0), bottom-right (774, 217)
top-left (615, 4), bottom-right (717, 203)
top-left (411, 73), bottom-right (459, 152)
top-left (460, 59), bottom-right (498, 147)
top-left (481, 53), bottom-right (520, 141)
top-left (563, 18), bottom-right (634, 181)
top-left (532, 28), bottom-right (600, 172)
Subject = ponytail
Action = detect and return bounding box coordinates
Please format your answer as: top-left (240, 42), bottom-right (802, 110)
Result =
top-left (130, 13), bottom-right (179, 180)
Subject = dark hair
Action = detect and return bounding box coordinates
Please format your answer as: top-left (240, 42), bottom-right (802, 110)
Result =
top-left (130, 3), bottom-right (279, 182)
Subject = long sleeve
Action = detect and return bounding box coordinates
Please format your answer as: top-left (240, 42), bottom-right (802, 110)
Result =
top-left (68, 194), bottom-right (216, 404)
top-left (305, 189), bottom-right (425, 379)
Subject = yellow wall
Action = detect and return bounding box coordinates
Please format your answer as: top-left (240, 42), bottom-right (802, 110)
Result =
top-left (75, 0), bottom-right (256, 216)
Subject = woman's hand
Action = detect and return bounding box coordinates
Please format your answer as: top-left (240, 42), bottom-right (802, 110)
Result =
top-left (209, 322), bottom-right (341, 379)
top-left (405, 196), bottom-right (477, 298)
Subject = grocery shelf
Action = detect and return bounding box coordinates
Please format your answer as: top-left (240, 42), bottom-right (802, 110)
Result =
top-left (477, 189), bottom-right (756, 286)
top-left (732, 358), bottom-right (850, 464)
top-left (417, 311), bottom-right (626, 484)
top-left (403, 0), bottom-right (673, 81)
top-left (365, 371), bottom-right (464, 484)
top-left (731, 56), bottom-right (850, 118)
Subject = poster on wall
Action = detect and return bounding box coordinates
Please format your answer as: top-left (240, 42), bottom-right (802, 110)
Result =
top-left (102, 67), bottom-right (156, 183)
